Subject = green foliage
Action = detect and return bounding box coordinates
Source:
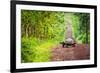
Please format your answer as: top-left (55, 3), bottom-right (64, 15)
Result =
top-left (21, 10), bottom-right (65, 39)
top-left (72, 13), bottom-right (90, 43)
top-left (21, 37), bottom-right (58, 62)
top-left (33, 40), bottom-right (56, 62)
top-left (21, 37), bottom-right (36, 62)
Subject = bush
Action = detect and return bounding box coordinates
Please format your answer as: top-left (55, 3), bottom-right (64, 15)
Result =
top-left (21, 37), bottom-right (57, 63)
top-left (21, 37), bottom-right (38, 63)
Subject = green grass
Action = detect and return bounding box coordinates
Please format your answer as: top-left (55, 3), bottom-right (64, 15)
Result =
top-left (21, 37), bottom-right (59, 63)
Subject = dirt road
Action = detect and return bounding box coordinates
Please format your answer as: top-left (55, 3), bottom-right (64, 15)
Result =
top-left (51, 44), bottom-right (90, 61)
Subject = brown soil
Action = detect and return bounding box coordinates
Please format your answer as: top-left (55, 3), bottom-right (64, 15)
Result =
top-left (51, 44), bottom-right (90, 61)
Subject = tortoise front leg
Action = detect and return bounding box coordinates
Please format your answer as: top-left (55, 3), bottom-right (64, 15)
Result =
top-left (62, 42), bottom-right (65, 48)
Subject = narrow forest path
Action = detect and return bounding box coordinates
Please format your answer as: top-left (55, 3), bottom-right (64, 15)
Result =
top-left (51, 14), bottom-right (90, 61)
top-left (51, 44), bottom-right (90, 61)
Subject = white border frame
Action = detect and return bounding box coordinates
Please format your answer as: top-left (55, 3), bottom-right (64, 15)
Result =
top-left (16, 4), bottom-right (95, 69)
